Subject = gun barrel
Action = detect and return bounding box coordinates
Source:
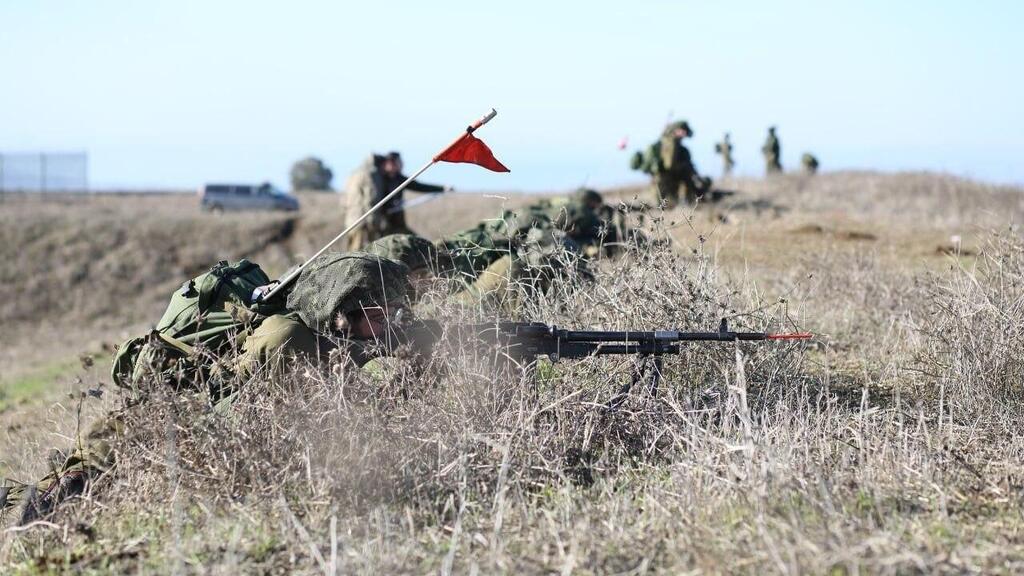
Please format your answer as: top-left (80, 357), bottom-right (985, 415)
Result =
top-left (556, 329), bottom-right (776, 343)
top-left (458, 322), bottom-right (811, 361)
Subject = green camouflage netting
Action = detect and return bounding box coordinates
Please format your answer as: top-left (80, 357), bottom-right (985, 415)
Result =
top-left (364, 234), bottom-right (440, 272)
top-left (286, 252), bottom-right (410, 330)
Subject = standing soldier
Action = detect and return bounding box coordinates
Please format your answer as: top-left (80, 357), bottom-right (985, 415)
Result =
top-left (714, 132), bottom-right (735, 177)
top-left (801, 152), bottom-right (819, 175)
top-left (761, 126), bottom-right (782, 175)
top-left (343, 154), bottom-right (388, 251)
top-left (636, 120), bottom-right (710, 207)
top-left (377, 152), bottom-right (451, 236)
top-left (342, 152), bottom-right (451, 251)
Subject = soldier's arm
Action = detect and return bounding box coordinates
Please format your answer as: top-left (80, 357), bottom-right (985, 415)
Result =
top-left (405, 179), bottom-right (447, 193)
top-left (675, 147), bottom-right (698, 177)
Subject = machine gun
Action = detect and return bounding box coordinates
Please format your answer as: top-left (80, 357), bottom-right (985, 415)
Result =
top-left (413, 319), bottom-right (811, 409)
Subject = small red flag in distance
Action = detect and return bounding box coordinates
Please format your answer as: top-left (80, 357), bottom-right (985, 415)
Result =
top-left (434, 133), bottom-right (510, 172)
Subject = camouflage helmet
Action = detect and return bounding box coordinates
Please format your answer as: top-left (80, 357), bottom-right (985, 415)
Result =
top-left (663, 120), bottom-right (692, 138)
top-left (572, 187), bottom-right (603, 206)
top-left (287, 252), bottom-right (410, 330)
top-left (363, 234), bottom-right (440, 272)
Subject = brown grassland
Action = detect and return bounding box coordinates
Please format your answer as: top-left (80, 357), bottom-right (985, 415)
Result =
top-left (2, 171), bottom-right (1024, 574)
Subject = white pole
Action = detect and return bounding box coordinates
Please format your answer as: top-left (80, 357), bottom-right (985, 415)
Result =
top-left (258, 108), bottom-right (498, 303)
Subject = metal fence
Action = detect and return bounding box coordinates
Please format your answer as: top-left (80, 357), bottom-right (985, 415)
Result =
top-left (0, 152), bottom-right (88, 191)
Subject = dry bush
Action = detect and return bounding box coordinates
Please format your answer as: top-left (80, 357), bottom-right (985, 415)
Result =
top-left (911, 229), bottom-right (1024, 419)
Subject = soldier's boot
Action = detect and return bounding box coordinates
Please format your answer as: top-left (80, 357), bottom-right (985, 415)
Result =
top-left (18, 468), bottom-right (90, 525)
top-left (1, 481), bottom-right (30, 524)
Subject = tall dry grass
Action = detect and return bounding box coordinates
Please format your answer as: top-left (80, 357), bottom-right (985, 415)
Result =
top-left (911, 229), bottom-right (1024, 420)
top-left (5, 209), bottom-right (1024, 574)
top-left (4, 173), bottom-right (1024, 573)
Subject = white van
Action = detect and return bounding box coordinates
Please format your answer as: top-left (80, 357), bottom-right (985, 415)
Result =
top-left (199, 182), bottom-right (300, 212)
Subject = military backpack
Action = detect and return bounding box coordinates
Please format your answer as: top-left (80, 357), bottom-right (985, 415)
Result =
top-left (111, 259), bottom-right (283, 389)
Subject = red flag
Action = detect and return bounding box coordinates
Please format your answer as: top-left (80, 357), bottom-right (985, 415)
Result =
top-left (434, 133), bottom-right (510, 172)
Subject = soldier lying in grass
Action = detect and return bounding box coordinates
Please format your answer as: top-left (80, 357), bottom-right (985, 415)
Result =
top-left (2, 252), bottom-right (416, 525)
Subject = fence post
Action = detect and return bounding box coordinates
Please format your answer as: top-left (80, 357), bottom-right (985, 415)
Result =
top-left (39, 152), bottom-right (46, 192)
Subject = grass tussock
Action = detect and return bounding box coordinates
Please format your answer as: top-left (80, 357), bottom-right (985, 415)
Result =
top-left (912, 229), bottom-right (1024, 419)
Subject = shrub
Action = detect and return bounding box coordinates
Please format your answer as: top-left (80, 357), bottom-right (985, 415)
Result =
top-left (912, 229), bottom-right (1024, 419)
top-left (289, 156), bottom-right (333, 192)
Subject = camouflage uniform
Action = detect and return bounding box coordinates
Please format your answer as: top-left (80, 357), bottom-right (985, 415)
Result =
top-left (1, 415), bottom-right (121, 525)
top-left (651, 121), bottom-right (710, 207)
top-left (801, 153), bottom-right (819, 175)
top-left (363, 234), bottom-right (441, 274)
top-left (762, 127), bottom-right (782, 175)
top-left (233, 314), bottom-right (329, 377)
top-left (2, 253), bottom-right (411, 523)
top-left (379, 171), bottom-right (445, 237)
top-left (342, 155), bottom-right (445, 251)
top-left (715, 133), bottom-right (735, 177)
top-left (438, 210), bottom-right (589, 308)
top-left (552, 189), bottom-right (605, 247)
top-left (234, 252), bottom-right (411, 378)
top-left (452, 234), bottom-right (582, 308)
top-left (435, 211), bottom-right (523, 286)
top-left (343, 155), bottom-right (387, 251)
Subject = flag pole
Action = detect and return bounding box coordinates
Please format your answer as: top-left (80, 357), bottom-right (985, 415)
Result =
top-left (258, 108), bottom-right (499, 303)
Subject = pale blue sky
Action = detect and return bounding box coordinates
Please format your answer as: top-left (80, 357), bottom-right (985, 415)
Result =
top-left (1, 0), bottom-right (1021, 191)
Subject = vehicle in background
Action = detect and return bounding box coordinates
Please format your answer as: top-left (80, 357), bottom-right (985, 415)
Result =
top-left (199, 182), bottom-right (300, 212)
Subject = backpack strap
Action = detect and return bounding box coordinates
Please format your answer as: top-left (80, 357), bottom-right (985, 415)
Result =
top-left (154, 332), bottom-right (195, 357)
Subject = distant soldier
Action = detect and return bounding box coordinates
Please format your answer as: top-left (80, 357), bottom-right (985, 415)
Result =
top-left (343, 152), bottom-right (450, 251)
top-left (801, 153), bottom-right (819, 175)
top-left (548, 188), bottom-right (606, 249)
top-left (629, 120), bottom-right (710, 208)
top-left (761, 126), bottom-right (782, 175)
top-left (714, 132), bottom-right (735, 177)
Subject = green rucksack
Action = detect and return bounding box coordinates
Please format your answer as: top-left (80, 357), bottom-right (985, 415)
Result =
top-left (629, 142), bottom-right (662, 175)
top-left (629, 150), bottom-right (644, 171)
top-left (111, 259), bottom-right (283, 389)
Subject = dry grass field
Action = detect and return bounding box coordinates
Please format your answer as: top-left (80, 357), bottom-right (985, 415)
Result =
top-left (2, 171), bottom-right (1024, 574)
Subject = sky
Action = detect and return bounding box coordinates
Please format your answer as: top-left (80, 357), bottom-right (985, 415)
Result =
top-left (0, 0), bottom-right (1021, 192)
